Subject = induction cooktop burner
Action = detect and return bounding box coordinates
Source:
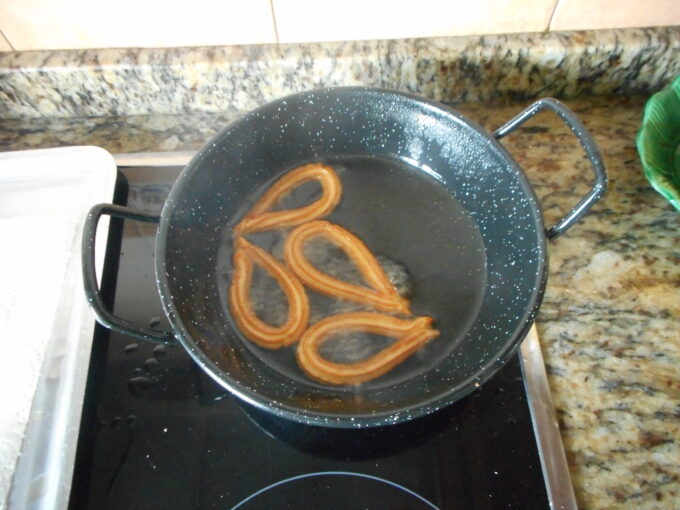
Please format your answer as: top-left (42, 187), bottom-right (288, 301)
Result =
top-left (69, 156), bottom-right (575, 510)
top-left (232, 471), bottom-right (438, 510)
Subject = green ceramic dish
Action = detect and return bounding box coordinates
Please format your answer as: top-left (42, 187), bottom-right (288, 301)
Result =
top-left (636, 74), bottom-right (680, 211)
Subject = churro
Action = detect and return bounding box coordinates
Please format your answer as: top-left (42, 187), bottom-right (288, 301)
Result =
top-left (296, 312), bottom-right (439, 385)
top-left (284, 220), bottom-right (411, 315)
top-left (228, 237), bottom-right (309, 348)
top-left (234, 163), bottom-right (342, 235)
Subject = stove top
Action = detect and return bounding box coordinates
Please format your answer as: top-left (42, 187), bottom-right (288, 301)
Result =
top-left (69, 158), bottom-right (573, 509)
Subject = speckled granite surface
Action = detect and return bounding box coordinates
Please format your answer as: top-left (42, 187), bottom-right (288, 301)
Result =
top-left (1, 93), bottom-right (678, 509)
top-left (1, 27), bottom-right (678, 119)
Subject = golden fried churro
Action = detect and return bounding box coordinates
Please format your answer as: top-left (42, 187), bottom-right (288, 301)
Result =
top-left (284, 220), bottom-right (411, 314)
top-left (228, 237), bottom-right (309, 348)
top-left (234, 163), bottom-right (342, 235)
top-left (296, 312), bottom-right (439, 385)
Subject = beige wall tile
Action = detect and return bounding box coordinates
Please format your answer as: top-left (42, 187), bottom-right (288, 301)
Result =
top-left (273, 0), bottom-right (558, 43)
top-left (0, 0), bottom-right (277, 51)
top-left (0, 31), bottom-right (13, 51)
top-left (550, 0), bottom-right (680, 31)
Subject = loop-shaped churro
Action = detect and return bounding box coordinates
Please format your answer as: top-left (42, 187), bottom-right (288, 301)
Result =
top-left (296, 312), bottom-right (439, 385)
top-left (228, 237), bottom-right (309, 349)
top-left (234, 163), bottom-right (342, 235)
top-left (284, 220), bottom-right (411, 314)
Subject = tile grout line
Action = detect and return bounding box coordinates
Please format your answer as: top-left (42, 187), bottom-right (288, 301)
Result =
top-left (546, 0), bottom-right (562, 32)
top-left (0, 29), bottom-right (15, 51)
top-left (269, 0), bottom-right (280, 44)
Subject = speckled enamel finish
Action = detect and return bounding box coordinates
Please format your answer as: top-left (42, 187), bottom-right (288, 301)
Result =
top-left (155, 88), bottom-right (550, 428)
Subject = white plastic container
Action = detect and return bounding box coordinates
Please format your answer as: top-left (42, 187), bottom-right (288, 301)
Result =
top-left (0, 147), bottom-right (117, 510)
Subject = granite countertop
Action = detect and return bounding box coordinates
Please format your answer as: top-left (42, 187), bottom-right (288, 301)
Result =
top-left (1, 27), bottom-right (679, 510)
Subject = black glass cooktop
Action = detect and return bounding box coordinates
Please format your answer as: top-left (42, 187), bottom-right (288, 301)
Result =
top-left (70, 168), bottom-right (549, 510)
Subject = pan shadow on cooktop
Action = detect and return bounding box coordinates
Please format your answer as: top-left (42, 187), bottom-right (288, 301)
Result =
top-left (237, 353), bottom-right (530, 462)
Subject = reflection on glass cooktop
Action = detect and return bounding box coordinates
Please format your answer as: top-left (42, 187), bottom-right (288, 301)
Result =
top-left (69, 168), bottom-right (549, 510)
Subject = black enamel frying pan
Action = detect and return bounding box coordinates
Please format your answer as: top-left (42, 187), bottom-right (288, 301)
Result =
top-left (83, 88), bottom-right (606, 428)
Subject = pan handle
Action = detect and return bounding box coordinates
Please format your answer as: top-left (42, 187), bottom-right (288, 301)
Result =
top-left (82, 203), bottom-right (174, 343)
top-left (493, 98), bottom-right (607, 239)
